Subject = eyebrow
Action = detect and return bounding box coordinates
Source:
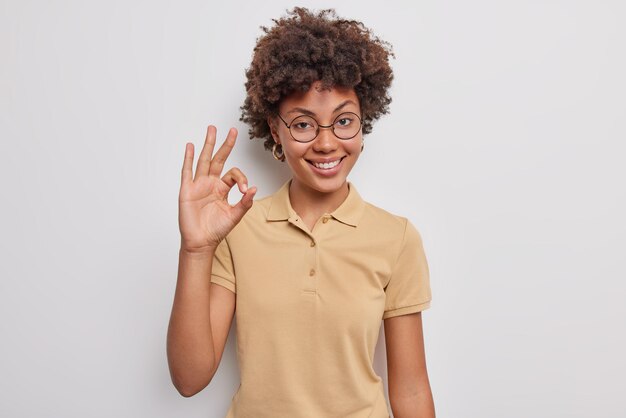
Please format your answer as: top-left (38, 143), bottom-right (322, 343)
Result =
top-left (286, 100), bottom-right (357, 116)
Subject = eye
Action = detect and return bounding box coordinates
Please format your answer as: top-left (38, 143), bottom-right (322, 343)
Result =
top-left (335, 117), bottom-right (353, 127)
top-left (290, 115), bottom-right (317, 131)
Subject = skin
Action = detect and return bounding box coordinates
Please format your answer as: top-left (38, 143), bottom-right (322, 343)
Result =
top-left (169, 82), bottom-right (435, 417)
top-left (385, 313), bottom-right (436, 417)
top-left (168, 126), bottom-right (254, 397)
top-left (268, 81), bottom-right (363, 232)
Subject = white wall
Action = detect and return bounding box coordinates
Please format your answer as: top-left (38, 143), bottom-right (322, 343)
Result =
top-left (1, 0), bottom-right (624, 417)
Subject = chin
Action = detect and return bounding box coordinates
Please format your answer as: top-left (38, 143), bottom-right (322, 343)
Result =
top-left (305, 176), bottom-right (348, 194)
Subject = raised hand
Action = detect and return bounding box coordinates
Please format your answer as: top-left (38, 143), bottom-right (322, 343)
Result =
top-left (178, 125), bottom-right (257, 252)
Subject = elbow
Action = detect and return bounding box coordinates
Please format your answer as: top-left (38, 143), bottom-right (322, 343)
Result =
top-left (172, 375), bottom-right (211, 398)
top-left (389, 381), bottom-right (435, 418)
top-left (390, 392), bottom-right (436, 418)
top-left (175, 384), bottom-right (201, 398)
top-left (169, 364), bottom-right (216, 398)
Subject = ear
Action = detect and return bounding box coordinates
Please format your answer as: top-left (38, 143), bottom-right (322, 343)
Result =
top-left (267, 116), bottom-right (280, 144)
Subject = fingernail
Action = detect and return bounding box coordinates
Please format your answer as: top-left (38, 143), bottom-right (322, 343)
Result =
top-left (242, 183), bottom-right (248, 192)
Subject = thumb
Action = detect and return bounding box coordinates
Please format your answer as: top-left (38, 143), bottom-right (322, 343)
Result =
top-left (229, 187), bottom-right (257, 222)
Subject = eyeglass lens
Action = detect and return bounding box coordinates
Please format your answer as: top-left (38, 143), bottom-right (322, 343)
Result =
top-left (289, 112), bottom-right (361, 142)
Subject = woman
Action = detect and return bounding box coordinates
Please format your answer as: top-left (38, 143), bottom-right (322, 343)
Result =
top-left (167, 7), bottom-right (434, 418)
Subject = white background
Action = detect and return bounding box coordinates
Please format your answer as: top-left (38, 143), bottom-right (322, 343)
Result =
top-left (1, 0), bottom-right (625, 417)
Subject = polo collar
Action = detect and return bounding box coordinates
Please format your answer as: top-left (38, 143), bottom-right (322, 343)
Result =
top-left (266, 179), bottom-right (366, 227)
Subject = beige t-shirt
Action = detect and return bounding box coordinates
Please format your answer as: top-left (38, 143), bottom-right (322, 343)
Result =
top-left (211, 179), bottom-right (432, 418)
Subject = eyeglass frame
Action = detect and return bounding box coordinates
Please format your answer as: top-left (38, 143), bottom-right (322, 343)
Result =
top-left (276, 111), bottom-right (364, 143)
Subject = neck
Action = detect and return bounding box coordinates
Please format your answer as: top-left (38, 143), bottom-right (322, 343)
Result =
top-left (288, 178), bottom-right (350, 219)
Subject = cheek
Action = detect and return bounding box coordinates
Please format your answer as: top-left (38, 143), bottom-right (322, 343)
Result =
top-left (283, 142), bottom-right (310, 158)
top-left (347, 137), bottom-right (363, 154)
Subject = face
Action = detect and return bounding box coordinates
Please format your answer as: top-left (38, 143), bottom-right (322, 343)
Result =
top-left (269, 81), bottom-right (363, 195)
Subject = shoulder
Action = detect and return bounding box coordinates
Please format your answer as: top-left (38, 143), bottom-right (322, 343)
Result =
top-left (358, 199), bottom-right (425, 253)
top-left (360, 199), bottom-right (410, 235)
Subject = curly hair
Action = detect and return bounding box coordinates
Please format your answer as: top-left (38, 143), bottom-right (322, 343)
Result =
top-left (240, 7), bottom-right (395, 153)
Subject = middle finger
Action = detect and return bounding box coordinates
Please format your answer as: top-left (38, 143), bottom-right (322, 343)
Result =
top-left (194, 125), bottom-right (217, 182)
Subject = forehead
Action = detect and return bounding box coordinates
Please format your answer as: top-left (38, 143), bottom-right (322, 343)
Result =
top-left (279, 82), bottom-right (360, 115)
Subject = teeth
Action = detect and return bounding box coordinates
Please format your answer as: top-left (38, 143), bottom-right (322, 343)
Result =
top-left (313, 159), bottom-right (341, 169)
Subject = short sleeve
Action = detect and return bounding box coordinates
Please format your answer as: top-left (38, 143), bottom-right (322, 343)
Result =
top-left (210, 238), bottom-right (236, 293)
top-left (382, 219), bottom-right (432, 319)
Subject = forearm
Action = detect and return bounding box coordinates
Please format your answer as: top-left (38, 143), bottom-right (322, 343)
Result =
top-left (390, 381), bottom-right (435, 418)
top-left (166, 247), bottom-right (217, 396)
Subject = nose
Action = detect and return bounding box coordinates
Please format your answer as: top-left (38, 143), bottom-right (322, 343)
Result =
top-left (312, 126), bottom-right (339, 153)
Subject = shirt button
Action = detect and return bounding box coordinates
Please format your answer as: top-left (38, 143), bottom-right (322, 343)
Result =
top-left (309, 269), bottom-right (316, 276)
top-left (310, 241), bottom-right (316, 247)
top-left (322, 217), bottom-right (329, 223)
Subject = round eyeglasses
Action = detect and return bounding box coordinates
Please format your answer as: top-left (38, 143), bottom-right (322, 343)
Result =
top-left (277, 112), bottom-right (363, 143)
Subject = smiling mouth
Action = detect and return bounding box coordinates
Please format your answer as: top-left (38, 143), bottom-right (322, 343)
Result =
top-left (306, 156), bottom-right (345, 170)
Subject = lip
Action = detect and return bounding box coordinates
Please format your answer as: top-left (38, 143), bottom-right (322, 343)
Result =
top-left (306, 156), bottom-right (345, 164)
top-left (306, 156), bottom-right (346, 177)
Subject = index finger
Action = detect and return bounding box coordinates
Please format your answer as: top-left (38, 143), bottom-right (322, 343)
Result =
top-left (208, 128), bottom-right (238, 177)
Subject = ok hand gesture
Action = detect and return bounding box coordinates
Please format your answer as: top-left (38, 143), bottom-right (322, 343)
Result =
top-left (178, 126), bottom-right (257, 252)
